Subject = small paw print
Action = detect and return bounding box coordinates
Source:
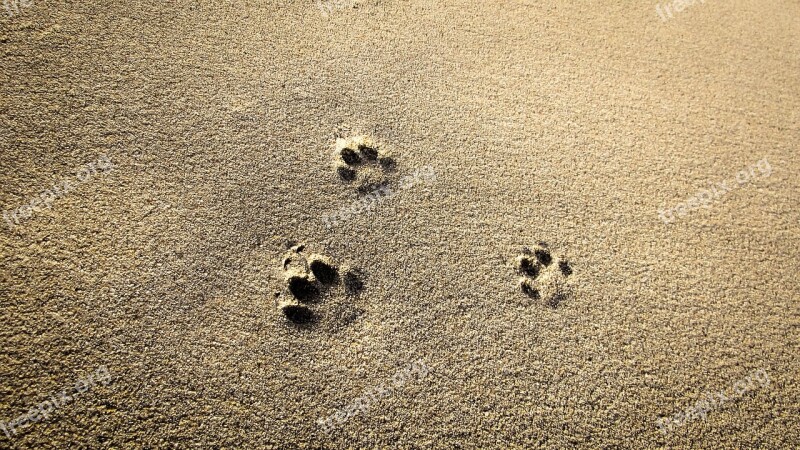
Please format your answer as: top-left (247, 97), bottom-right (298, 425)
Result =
top-left (276, 244), bottom-right (365, 326)
top-left (514, 243), bottom-right (573, 307)
top-left (334, 135), bottom-right (396, 194)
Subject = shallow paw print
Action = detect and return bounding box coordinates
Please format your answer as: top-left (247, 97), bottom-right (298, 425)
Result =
top-left (334, 135), bottom-right (396, 194)
top-left (276, 244), bottom-right (365, 327)
top-left (514, 243), bottom-right (573, 307)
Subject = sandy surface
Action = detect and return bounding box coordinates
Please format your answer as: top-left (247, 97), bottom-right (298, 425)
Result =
top-left (1, 0), bottom-right (798, 448)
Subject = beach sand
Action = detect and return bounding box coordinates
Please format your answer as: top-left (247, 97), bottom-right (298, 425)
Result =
top-left (1, 0), bottom-right (798, 448)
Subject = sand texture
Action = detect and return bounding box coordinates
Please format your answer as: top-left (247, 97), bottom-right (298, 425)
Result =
top-left (1, 0), bottom-right (798, 448)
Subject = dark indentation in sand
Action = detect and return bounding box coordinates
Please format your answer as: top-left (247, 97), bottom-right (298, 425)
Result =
top-left (534, 249), bottom-right (552, 266)
top-left (282, 304), bottom-right (314, 324)
top-left (378, 156), bottom-right (397, 171)
top-left (358, 145), bottom-right (379, 160)
top-left (516, 244), bottom-right (572, 306)
top-left (280, 245), bottom-right (366, 327)
top-left (310, 259), bottom-right (338, 284)
top-left (519, 257), bottom-right (540, 278)
top-left (341, 148), bottom-right (361, 165)
top-left (548, 293), bottom-right (566, 308)
top-left (283, 255), bottom-right (300, 269)
top-left (559, 260), bottom-right (573, 277)
top-left (343, 271), bottom-right (364, 295)
top-left (338, 166), bottom-right (356, 181)
top-left (521, 282), bottom-right (540, 299)
top-left (288, 276), bottom-right (318, 301)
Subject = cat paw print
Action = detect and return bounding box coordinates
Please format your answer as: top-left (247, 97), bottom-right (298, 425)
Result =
top-left (514, 243), bottom-right (573, 307)
top-left (276, 243), bottom-right (365, 327)
top-left (334, 135), bottom-right (397, 194)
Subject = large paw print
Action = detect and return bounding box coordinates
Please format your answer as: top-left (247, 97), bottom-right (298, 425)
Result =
top-left (334, 135), bottom-right (397, 194)
top-left (276, 244), bottom-right (365, 326)
top-left (514, 243), bottom-right (573, 307)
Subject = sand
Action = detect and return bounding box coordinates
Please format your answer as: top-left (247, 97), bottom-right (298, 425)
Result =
top-left (1, 0), bottom-right (798, 448)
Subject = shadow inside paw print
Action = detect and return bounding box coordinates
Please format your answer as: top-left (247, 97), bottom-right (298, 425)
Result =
top-left (334, 136), bottom-right (396, 194)
top-left (515, 243), bottom-right (573, 307)
top-left (276, 244), bottom-right (365, 327)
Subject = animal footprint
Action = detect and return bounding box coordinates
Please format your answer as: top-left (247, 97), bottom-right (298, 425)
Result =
top-left (276, 243), bottom-right (365, 326)
top-left (334, 135), bottom-right (397, 194)
top-left (514, 243), bottom-right (573, 307)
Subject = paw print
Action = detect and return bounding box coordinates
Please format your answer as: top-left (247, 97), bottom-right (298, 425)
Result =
top-left (334, 135), bottom-right (397, 194)
top-left (276, 244), bottom-right (365, 326)
top-left (514, 243), bottom-right (573, 307)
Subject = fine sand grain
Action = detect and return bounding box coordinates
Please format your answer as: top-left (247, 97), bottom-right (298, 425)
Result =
top-left (1, 0), bottom-right (798, 448)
